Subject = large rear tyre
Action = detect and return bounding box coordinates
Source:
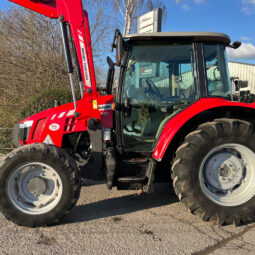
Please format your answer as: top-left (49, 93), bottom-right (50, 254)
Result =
top-left (172, 118), bottom-right (255, 225)
top-left (0, 144), bottom-right (81, 227)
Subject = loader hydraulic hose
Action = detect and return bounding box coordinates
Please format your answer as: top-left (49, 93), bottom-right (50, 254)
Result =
top-left (59, 16), bottom-right (77, 109)
top-left (59, 18), bottom-right (73, 73)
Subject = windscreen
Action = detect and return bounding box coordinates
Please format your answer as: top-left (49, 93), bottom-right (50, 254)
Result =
top-left (204, 44), bottom-right (232, 99)
top-left (123, 44), bottom-right (198, 104)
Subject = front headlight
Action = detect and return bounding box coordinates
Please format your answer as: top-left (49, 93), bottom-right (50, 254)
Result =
top-left (19, 121), bottom-right (33, 129)
top-left (13, 121), bottom-right (34, 147)
top-left (20, 121), bottom-right (33, 141)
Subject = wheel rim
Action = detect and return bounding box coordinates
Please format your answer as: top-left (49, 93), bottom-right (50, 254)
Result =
top-left (199, 143), bottom-right (255, 207)
top-left (7, 162), bottom-right (63, 215)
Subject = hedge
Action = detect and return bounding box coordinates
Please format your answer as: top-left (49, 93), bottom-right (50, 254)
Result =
top-left (20, 88), bottom-right (74, 118)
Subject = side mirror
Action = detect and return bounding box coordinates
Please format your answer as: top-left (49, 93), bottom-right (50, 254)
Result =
top-left (229, 41), bottom-right (242, 49)
top-left (107, 56), bottom-right (114, 69)
top-left (106, 56), bottom-right (115, 94)
top-left (112, 29), bottom-right (124, 66)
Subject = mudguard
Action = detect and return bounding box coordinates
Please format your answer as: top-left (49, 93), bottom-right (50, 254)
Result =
top-left (153, 98), bottom-right (255, 161)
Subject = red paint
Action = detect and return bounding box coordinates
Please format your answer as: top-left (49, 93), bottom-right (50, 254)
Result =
top-left (9, 0), bottom-right (58, 18)
top-left (20, 94), bottom-right (114, 147)
top-left (152, 98), bottom-right (255, 161)
top-left (32, 118), bottom-right (47, 140)
top-left (83, 10), bottom-right (97, 93)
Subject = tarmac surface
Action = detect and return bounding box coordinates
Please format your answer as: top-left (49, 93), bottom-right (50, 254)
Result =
top-left (0, 153), bottom-right (255, 255)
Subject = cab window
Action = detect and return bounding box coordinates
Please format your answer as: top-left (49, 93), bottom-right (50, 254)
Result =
top-left (122, 44), bottom-right (198, 152)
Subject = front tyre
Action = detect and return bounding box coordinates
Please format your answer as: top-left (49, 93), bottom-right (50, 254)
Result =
top-left (172, 118), bottom-right (255, 226)
top-left (0, 144), bottom-right (81, 227)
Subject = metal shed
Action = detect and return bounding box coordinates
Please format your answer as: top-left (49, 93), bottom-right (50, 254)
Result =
top-left (228, 61), bottom-right (255, 93)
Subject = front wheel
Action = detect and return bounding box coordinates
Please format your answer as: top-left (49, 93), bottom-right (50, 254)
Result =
top-left (172, 118), bottom-right (255, 225)
top-left (0, 144), bottom-right (81, 227)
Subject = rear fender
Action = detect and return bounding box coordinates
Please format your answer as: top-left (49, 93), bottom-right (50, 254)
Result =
top-left (153, 98), bottom-right (255, 161)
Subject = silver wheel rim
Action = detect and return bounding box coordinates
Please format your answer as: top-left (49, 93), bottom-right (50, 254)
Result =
top-left (199, 143), bottom-right (255, 207)
top-left (7, 162), bottom-right (63, 215)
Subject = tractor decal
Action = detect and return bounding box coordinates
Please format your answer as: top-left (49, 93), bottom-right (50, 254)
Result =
top-left (58, 112), bottom-right (66, 118)
top-left (98, 104), bottom-right (112, 111)
top-left (78, 29), bottom-right (91, 88)
top-left (66, 109), bottom-right (75, 116)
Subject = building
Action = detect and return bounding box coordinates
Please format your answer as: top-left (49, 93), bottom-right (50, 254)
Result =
top-left (228, 61), bottom-right (255, 93)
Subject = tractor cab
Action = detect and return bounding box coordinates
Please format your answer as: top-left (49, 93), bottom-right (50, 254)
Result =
top-left (113, 32), bottom-right (235, 155)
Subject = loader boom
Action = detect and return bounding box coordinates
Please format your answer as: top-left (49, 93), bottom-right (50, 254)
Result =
top-left (9, 0), bottom-right (97, 94)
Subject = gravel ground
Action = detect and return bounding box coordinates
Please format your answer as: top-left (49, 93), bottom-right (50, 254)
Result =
top-left (0, 153), bottom-right (255, 255)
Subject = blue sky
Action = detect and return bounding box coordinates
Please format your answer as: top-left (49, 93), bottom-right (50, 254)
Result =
top-left (1, 0), bottom-right (255, 64)
top-left (166, 0), bottom-right (255, 64)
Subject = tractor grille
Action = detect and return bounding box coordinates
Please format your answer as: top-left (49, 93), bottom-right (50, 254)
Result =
top-left (64, 117), bottom-right (76, 132)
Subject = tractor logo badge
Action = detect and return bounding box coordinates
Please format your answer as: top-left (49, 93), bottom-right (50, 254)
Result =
top-left (49, 124), bottom-right (60, 131)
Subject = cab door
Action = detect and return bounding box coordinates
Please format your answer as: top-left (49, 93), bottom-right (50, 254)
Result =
top-left (121, 44), bottom-right (198, 153)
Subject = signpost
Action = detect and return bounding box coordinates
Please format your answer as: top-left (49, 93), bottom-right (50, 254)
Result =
top-left (137, 8), bottom-right (162, 34)
top-left (136, 9), bottom-right (163, 87)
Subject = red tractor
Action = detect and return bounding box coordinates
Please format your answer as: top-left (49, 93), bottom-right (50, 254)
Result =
top-left (1, 0), bottom-right (255, 227)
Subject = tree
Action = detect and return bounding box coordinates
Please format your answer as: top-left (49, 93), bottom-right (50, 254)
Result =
top-left (114, 0), bottom-right (166, 36)
top-left (0, 8), bottom-right (67, 107)
top-left (0, 1), bottom-right (114, 111)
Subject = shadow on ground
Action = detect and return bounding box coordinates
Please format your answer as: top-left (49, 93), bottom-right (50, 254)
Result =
top-left (63, 183), bottom-right (178, 224)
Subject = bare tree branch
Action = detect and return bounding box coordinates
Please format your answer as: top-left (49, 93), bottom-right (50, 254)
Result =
top-left (114, 0), bottom-right (125, 18)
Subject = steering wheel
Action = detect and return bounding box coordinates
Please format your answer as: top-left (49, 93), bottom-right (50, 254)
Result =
top-left (213, 67), bottom-right (221, 81)
top-left (145, 79), bottom-right (163, 99)
top-left (123, 122), bottom-right (142, 134)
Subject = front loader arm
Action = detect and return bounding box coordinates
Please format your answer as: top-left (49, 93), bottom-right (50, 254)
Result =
top-left (10, 0), bottom-right (58, 18)
top-left (9, 0), bottom-right (97, 94)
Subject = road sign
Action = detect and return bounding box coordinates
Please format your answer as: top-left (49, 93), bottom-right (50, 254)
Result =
top-left (137, 8), bottom-right (162, 34)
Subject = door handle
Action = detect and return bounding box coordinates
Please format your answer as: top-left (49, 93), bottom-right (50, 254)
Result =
top-left (123, 98), bottom-right (131, 117)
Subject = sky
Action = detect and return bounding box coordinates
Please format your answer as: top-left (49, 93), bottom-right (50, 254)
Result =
top-left (165, 0), bottom-right (255, 64)
top-left (1, 0), bottom-right (255, 64)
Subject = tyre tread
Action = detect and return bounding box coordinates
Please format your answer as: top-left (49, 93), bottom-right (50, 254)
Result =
top-left (0, 143), bottom-right (81, 227)
top-left (172, 118), bottom-right (255, 226)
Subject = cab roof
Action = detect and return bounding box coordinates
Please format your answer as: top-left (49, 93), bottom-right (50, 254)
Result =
top-left (125, 32), bottom-right (231, 45)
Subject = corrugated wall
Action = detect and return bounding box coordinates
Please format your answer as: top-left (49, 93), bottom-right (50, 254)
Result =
top-left (228, 62), bottom-right (255, 93)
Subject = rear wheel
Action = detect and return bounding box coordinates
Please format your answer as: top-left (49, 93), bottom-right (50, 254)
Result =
top-left (0, 144), bottom-right (81, 227)
top-left (172, 118), bottom-right (255, 225)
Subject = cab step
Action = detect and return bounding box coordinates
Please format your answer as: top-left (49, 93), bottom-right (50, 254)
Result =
top-left (120, 158), bottom-right (149, 164)
top-left (116, 176), bottom-right (148, 190)
top-left (117, 176), bottom-right (148, 184)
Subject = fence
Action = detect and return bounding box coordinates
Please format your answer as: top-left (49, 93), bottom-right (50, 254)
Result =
top-left (0, 127), bottom-right (14, 153)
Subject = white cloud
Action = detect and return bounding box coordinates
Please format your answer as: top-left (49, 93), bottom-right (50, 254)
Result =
top-left (242, 6), bottom-right (255, 15)
top-left (174, 0), bottom-right (191, 11)
top-left (181, 3), bottom-right (191, 11)
top-left (174, 0), bottom-right (205, 11)
top-left (240, 36), bottom-right (253, 41)
top-left (242, 0), bottom-right (255, 15)
top-left (227, 42), bottom-right (255, 59)
top-left (243, 0), bottom-right (255, 4)
top-left (194, 0), bottom-right (206, 3)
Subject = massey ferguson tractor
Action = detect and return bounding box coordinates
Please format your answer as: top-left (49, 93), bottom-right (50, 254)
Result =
top-left (1, 0), bottom-right (255, 227)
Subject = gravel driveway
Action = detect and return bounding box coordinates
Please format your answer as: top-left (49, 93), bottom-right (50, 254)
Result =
top-left (0, 153), bottom-right (255, 255)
